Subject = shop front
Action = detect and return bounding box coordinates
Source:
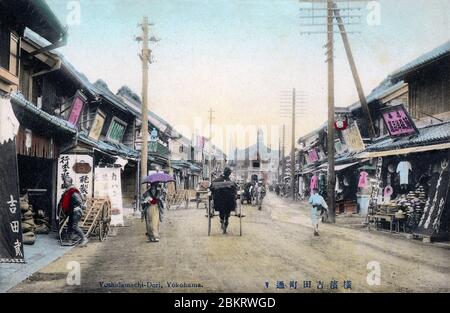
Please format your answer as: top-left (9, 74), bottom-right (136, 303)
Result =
top-left (360, 119), bottom-right (450, 241)
top-left (11, 94), bottom-right (77, 246)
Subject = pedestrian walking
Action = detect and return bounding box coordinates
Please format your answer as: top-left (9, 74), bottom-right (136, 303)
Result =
top-left (58, 176), bottom-right (88, 246)
top-left (308, 188), bottom-right (328, 236)
top-left (142, 183), bottom-right (165, 242)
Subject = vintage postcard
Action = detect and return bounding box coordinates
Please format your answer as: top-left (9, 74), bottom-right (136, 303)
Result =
top-left (0, 0), bottom-right (449, 304)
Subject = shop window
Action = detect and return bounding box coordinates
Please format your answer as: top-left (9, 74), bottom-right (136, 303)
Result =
top-left (107, 117), bottom-right (127, 142)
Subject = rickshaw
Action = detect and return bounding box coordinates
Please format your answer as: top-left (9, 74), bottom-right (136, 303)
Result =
top-left (208, 183), bottom-right (243, 236)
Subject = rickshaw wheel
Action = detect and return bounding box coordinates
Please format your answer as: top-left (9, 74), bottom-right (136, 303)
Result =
top-left (98, 200), bottom-right (111, 242)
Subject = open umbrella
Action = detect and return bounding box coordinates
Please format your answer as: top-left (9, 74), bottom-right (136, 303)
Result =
top-left (141, 172), bottom-right (175, 184)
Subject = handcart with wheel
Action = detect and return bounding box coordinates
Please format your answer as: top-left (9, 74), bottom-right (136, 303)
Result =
top-left (58, 197), bottom-right (112, 246)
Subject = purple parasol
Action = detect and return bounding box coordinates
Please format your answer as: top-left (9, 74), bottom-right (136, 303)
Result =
top-left (141, 172), bottom-right (175, 184)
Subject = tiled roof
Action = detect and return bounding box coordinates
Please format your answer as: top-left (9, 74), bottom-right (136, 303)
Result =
top-left (10, 93), bottom-right (77, 134)
top-left (78, 132), bottom-right (140, 160)
top-left (366, 122), bottom-right (450, 152)
top-left (391, 40), bottom-right (450, 79)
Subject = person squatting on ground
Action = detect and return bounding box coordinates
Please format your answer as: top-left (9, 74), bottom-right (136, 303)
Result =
top-left (142, 183), bottom-right (165, 242)
top-left (210, 167), bottom-right (237, 234)
top-left (308, 187), bottom-right (328, 237)
top-left (59, 176), bottom-right (88, 246)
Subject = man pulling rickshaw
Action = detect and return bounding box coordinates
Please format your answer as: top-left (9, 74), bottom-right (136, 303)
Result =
top-left (209, 167), bottom-right (238, 234)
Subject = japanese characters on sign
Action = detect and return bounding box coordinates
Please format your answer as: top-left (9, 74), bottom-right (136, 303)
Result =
top-left (67, 91), bottom-right (87, 126)
top-left (57, 154), bottom-right (93, 204)
top-left (381, 104), bottom-right (418, 138)
top-left (308, 148), bottom-right (319, 163)
top-left (342, 122), bottom-right (365, 152)
top-left (416, 154), bottom-right (450, 237)
top-left (94, 167), bottom-right (124, 226)
top-left (0, 138), bottom-right (24, 263)
top-left (88, 109), bottom-right (106, 141)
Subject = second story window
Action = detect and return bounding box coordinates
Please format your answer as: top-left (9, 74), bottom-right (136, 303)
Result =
top-left (0, 24), bottom-right (18, 76)
top-left (107, 117), bottom-right (127, 143)
top-left (0, 24), bottom-right (10, 70)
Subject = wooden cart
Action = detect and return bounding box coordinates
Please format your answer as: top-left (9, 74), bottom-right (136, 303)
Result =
top-left (59, 197), bottom-right (112, 245)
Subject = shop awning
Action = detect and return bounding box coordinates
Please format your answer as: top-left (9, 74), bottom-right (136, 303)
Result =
top-left (358, 143), bottom-right (450, 158)
top-left (318, 160), bottom-right (367, 172)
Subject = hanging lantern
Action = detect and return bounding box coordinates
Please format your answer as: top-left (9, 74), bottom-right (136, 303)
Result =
top-left (334, 115), bottom-right (348, 131)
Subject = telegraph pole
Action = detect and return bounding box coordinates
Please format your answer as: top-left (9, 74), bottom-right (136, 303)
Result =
top-left (138, 16), bottom-right (151, 182)
top-left (208, 108), bottom-right (214, 181)
top-left (281, 124), bottom-right (286, 184)
top-left (326, 0), bottom-right (336, 223)
top-left (333, 4), bottom-right (376, 139)
top-left (291, 88), bottom-right (296, 200)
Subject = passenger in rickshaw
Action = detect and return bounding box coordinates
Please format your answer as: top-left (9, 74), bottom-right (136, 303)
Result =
top-left (210, 167), bottom-right (237, 234)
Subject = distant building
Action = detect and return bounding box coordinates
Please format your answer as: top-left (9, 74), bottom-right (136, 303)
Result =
top-left (230, 129), bottom-right (279, 183)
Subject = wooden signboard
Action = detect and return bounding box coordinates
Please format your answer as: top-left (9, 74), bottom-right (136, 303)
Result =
top-left (0, 96), bottom-right (24, 263)
top-left (415, 154), bottom-right (450, 238)
top-left (368, 157), bottom-right (383, 214)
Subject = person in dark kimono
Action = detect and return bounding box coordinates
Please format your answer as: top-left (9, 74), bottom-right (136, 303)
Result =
top-left (59, 176), bottom-right (88, 246)
top-left (210, 167), bottom-right (237, 234)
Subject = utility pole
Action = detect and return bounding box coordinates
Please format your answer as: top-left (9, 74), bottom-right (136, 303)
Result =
top-left (326, 0), bottom-right (336, 223)
top-left (291, 88), bottom-right (296, 200)
top-left (298, 0), bottom-right (367, 223)
top-left (208, 108), bottom-right (214, 181)
top-left (138, 16), bottom-right (151, 183)
top-left (333, 4), bottom-right (376, 139)
top-left (281, 124), bottom-right (286, 185)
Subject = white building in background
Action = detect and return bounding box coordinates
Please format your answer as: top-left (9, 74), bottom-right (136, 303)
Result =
top-left (229, 129), bottom-right (279, 183)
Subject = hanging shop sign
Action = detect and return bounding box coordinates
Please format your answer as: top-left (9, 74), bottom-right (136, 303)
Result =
top-left (334, 115), bottom-right (348, 131)
top-left (381, 104), bottom-right (419, 138)
top-left (0, 96), bottom-right (24, 263)
top-left (334, 139), bottom-right (344, 154)
top-left (368, 157), bottom-right (383, 214)
top-left (106, 116), bottom-right (127, 143)
top-left (88, 109), bottom-right (106, 141)
top-left (308, 148), bottom-right (319, 163)
top-left (67, 91), bottom-right (87, 126)
top-left (150, 127), bottom-right (158, 153)
top-left (415, 155), bottom-right (450, 238)
top-left (94, 167), bottom-right (124, 226)
top-left (57, 154), bottom-right (93, 204)
top-left (342, 122), bottom-right (365, 152)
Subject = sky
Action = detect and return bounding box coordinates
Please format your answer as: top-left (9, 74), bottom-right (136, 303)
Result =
top-left (45, 0), bottom-right (450, 154)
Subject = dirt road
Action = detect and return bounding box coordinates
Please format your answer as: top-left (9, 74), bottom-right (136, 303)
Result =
top-left (9, 193), bottom-right (450, 293)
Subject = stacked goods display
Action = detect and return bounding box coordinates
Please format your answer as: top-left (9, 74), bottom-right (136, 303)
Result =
top-left (34, 209), bottom-right (50, 234)
top-left (405, 186), bottom-right (427, 231)
top-left (20, 196), bottom-right (36, 245)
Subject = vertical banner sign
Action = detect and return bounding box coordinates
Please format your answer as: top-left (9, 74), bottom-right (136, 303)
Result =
top-left (67, 91), bottom-right (87, 126)
top-left (57, 154), bottom-right (93, 204)
top-left (368, 157), bottom-right (383, 214)
top-left (94, 167), bottom-right (124, 226)
top-left (342, 122), bottom-right (365, 152)
top-left (415, 155), bottom-right (450, 238)
top-left (0, 96), bottom-right (24, 263)
top-left (88, 109), bottom-right (106, 141)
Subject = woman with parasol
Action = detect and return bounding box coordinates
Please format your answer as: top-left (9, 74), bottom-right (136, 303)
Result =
top-left (141, 172), bottom-right (174, 242)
